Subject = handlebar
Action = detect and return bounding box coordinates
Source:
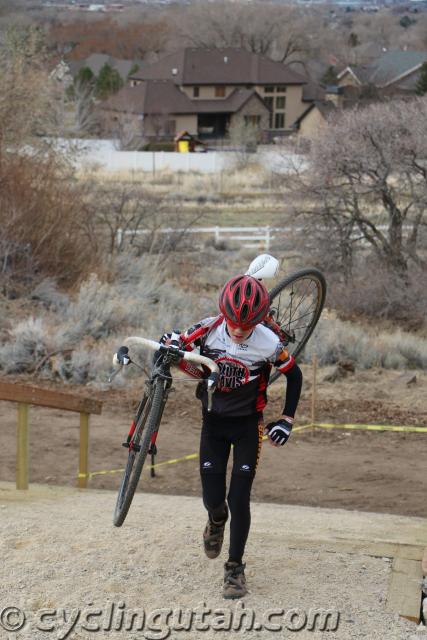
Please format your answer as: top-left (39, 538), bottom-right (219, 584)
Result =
top-left (112, 336), bottom-right (220, 411)
top-left (122, 336), bottom-right (219, 374)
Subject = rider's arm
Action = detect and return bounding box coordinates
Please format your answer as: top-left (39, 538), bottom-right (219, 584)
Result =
top-left (272, 345), bottom-right (302, 420)
top-left (281, 363), bottom-right (303, 420)
top-left (264, 349), bottom-right (302, 447)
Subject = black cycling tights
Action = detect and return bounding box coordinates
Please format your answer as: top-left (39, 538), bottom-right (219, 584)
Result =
top-left (199, 411), bottom-right (263, 564)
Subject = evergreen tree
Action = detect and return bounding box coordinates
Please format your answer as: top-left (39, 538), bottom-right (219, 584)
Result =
top-left (415, 62), bottom-right (427, 96)
top-left (95, 64), bottom-right (123, 99)
top-left (76, 66), bottom-right (95, 87)
top-left (348, 32), bottom-right (359, 47)
top-left (321, 66), bottom-right (338, 87)
top-left (128, 63), bottom-right (140, 78)
top-left (399, 15), bottom-right (416, 28)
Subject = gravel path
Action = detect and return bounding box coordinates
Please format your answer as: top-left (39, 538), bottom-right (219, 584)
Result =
top-left (0, 485), bottom-right (426, 640)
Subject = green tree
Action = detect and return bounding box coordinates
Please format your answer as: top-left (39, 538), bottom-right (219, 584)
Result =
top-left (415, 62), bottom-right (427, 95)
top-left (128, 63), bottom-right (140, 78)
top-left (95, 63), bottom-right (123, 99)
top-left (348, 32), bottom-right (359, 47)
top-left (399, 15), bottom-right (416, 28)
top-left (77, 66), bottom-right (95, 86)
top-left (321, 66), bottom-right (338, 86)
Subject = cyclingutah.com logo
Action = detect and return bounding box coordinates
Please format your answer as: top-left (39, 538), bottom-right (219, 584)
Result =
top-left (0, 602), bottom-right (340, 638)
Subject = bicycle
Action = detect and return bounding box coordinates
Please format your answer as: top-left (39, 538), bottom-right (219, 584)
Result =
top-left (112, 255), bottom-right (326, 527)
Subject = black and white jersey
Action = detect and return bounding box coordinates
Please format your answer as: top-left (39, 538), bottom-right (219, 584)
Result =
top-left (181, 315), bottom-right (295, 416)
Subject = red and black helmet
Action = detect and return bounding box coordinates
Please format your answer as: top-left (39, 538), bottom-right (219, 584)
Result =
top-left (219, 275), bottom-right (270, 329)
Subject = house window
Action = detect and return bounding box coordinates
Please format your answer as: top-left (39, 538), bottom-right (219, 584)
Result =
top-left (264, 86), bottom-right (274, 93)
top-left (193, 86), bottom-right (199, 97)
top-left (274, 113), bottom-right (285, 129)
top-left (264, 97), bottom-right (274, 111)
top-left (276, 96), bottom-right (286, 109)
top-left (244, 115), bottom-right (261, 126)
top-left (215, 86), bottom-right (226, 97)
top-left (276, 85), bottom-right (287, 93)
top-left (165, 119), bottom-right (176, 136)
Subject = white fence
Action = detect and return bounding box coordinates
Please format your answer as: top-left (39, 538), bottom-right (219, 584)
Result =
top-left (117, 223), bottom-right (414, 250)
top-left (50, 138), bottom-right (306, 174)
top-left (117, 225), bottom-right (292, 249)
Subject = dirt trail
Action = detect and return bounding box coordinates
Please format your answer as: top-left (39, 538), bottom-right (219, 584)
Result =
top-left (1, 367), bottom-right (426, 517)
top-left (1, 483), bottom-right (426, 640)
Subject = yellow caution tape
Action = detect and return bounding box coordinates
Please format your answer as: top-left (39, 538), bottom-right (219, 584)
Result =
top-left (313, 423), bottom-right (427, 433)
top-left (78, 452), bottom-right (200, 480)
top-left (78, 425), bottom-right (313, 479)
top-left (77, 422), bottom-right (425, 480)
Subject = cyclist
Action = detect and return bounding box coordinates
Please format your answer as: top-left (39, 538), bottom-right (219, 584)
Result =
top-left (175, 274), bottom-right (303, 599)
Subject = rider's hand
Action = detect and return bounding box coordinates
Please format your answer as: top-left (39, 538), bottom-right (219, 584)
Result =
top-left (113, 346), bottom-right (130, 366)
top-left (264, 417), bottom-right (293, 447)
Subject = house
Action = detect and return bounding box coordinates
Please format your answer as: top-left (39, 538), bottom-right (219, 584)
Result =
top-left (100, 47), bottom-right (308, 142)
top-left (337, 50), bottom-right (427, 95)
top-left (293, 100), bottom-right (336, 139)
top-left (101, 79), bottom-right (270, 141)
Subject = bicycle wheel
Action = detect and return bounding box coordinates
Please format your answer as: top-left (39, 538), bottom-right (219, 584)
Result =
top-left (268, 268), bottom-right (326, 385)
top-left (113, 379), bottom-right (166, 527)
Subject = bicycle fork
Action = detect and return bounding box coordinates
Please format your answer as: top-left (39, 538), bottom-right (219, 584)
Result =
top-left (123, 381), bottom-right (171, 477)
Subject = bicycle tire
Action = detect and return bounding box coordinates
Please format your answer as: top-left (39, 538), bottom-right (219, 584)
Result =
top-left (268, 268), bottom-right (326, 385)
top-left (113, 380), bottom-right (166, 527)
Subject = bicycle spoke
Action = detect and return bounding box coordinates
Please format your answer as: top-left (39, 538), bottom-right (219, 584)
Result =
top-left (268, 268), bottom-right (326, 371)
top-left (276, 280), bottom-right (317, 326)
top-left (279, 302), bottom-right (318, 327)
top-left (291, 323), bottom-right (312, 332)
top-left (286, 281), bottom-right (317, 320)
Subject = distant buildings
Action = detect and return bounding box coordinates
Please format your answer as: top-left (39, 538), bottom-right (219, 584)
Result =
top-left (100, 47), bottom-right (310, 142)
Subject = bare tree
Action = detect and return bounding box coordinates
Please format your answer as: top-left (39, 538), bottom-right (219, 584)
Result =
top-left (0, 27), bottom-right (55, 155)
top-left (113, 114), bottom-right (147, 151)
top-left (0, 26), bottom-right (94, 292)
top-left (175, 2), bottom-right (308, 64)
top-left (228, 119), bottom-right (260, 169)
top-left (284, 99), bottom-right (427, 283)
top-left (81, 185), bottom-right (163, 256)
top-left (82, 182), bottom-right (205, 260)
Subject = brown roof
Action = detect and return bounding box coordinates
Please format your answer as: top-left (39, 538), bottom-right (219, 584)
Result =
top-left (130, 48), bottom-right (307, 86)
top-left (302, 82), bottom-right (326, 103)
top-left (195, 88), bottom-right (268, 114)
top-left (101, 80), bottom-right (194, 115)
top-left (294, 100), bottom-right (336, 128)
top-left (101, 81), bottom-right (269, 116)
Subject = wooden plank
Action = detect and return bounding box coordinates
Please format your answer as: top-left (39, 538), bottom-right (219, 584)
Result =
top-left (285, 538), bottom-right (424, 561)
top-left (78, 413), bottom-right (90, 489)
top-left (386, 557), bottom-right (423, 622)
top-left (422, 547), bottom-right (427, 576)
top-left (0, 381), bottom-right (102, 415)
top-left (16, 403), bottom-right (29, 490)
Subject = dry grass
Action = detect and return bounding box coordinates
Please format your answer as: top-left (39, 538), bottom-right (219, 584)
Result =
top-left (305, 314), bottom-right (427, 370)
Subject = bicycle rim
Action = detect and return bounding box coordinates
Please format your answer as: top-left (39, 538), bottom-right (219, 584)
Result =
top-left (113, 381), bottom-right (165, 527)
top-left (268, 268), bottom-right (326, 384)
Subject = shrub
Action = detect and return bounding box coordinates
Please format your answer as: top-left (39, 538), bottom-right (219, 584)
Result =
top-left (0, 153), bottom-right (95, 294)
top-left (304, 316), bottom-right (427, 370)
top-left (0, 317), bottom-right (52, 374)
top-left (30, 278), bottom-right (70, 311)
